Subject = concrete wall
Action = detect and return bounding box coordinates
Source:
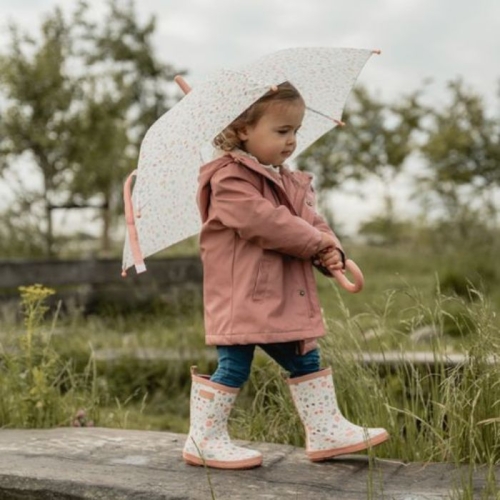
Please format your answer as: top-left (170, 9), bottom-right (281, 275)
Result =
top-left (0, 257), bottom-right (203, 313)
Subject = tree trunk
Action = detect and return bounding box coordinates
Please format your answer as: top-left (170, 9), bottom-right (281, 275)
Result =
top-left (100, 194), bottom-right (112, 257)
top-left (43, 186), bottom-right (54, 258)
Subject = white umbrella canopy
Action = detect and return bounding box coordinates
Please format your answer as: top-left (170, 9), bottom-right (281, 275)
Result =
top-left (122, 47), bottom-right (378, 283)
top-left (122, 69), bottom-right (273, 273)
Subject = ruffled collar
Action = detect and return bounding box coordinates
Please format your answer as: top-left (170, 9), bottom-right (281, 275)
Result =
top-left (214, 147), bottom-right (282, 170)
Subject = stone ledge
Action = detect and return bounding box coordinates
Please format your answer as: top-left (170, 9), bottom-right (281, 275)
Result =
top-left (0, 428), bottom-right (495, 499)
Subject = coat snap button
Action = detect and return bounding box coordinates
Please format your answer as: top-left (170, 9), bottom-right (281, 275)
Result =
top-left (299, 290), bottom-right (306, 296)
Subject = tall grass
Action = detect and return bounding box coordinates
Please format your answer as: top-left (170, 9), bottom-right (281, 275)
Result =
top-left (229, 283), bottom-right (500, 497)
top-left (3, 278), bottom-right (498, 466)
top-left (231, 283), bottom-right (500, 467)
top-left (2, 240), bottom-right (499, 497)
top-left (0, 285), bottom-right (100, 428)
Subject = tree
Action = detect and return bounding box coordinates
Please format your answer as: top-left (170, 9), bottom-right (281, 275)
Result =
top-left (0, 9), bottom-right (78, 256)
top-left (0, 0), bottom-right (182, 257)
top-left (68, 0), bottom-right (181, 254)
top-left (419, 79), bottom-right (500, 232)
top-left (297, 86), bottom-right (424, 237)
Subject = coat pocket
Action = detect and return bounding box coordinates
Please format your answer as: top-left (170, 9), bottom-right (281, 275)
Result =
top-left (252, 255), bottom-right (272, 301)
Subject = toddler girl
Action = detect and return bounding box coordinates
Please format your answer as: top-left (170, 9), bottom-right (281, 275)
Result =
top-left (182, 82), bottom-right (389, 469)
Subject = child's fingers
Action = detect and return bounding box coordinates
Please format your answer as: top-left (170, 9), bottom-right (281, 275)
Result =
top-left (320, 256), bottom-right (342, 271)
top-left (319, 246), bottom-right (334, 255)
top-left (326, 261), bottom-right (343, 270)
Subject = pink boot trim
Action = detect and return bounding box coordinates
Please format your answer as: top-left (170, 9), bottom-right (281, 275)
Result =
top-left (308, 429), bottom-right (390, 461)
top-left (183, 451), bottom-right (262, 470)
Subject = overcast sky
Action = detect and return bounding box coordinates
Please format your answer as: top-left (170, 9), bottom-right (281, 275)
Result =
top-left (2, 0), bottom-right (499, 99)
top-left (1, 0), bottom-right (499, 234)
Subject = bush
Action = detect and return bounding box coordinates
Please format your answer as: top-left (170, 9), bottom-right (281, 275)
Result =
top-left (0, 285), bottom-right (100, 428)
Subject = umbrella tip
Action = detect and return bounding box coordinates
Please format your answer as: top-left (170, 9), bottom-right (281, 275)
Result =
top-left (270, 85), bottom-right (278, 92)
top-left (333, 119), bottom-right (346, 127)
top-left (174, 75), bottom-right (192, 95)
top-left (372, 49), bottom-right (382, 55)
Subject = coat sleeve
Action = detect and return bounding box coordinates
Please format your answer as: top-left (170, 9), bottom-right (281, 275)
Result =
top-left (210, 167), bottom-right (323, 259)
top-left (312, 212), bottom-right (342, 248)
top-left (309, 192), bottom-right (345, 277)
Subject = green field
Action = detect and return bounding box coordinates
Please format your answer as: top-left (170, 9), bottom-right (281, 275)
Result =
top-left (1, 241), bottom-right (499, 473)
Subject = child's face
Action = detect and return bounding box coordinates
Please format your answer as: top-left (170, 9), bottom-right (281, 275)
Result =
top-left (238, 100), bottom-right (305, 166)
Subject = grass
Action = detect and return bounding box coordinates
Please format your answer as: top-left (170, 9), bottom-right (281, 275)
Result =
top-left (1, 242), bottom-right (500, 498)
top-left (226, 281), bottom-right (500, 497)
top-left (0, 285), bottom-right (100, 428)
top-left (230, 308), bottom-right (500, 461)
top-left (0, 201), bottom-right (498, 498)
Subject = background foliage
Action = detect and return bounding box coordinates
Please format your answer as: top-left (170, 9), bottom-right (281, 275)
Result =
top-left (0, 0), bottom-right (182, 257)
top-left (0, 2), bottom-right (499, 258)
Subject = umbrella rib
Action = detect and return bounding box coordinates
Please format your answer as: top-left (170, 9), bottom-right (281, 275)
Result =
top-left (305, 105), bottom-right (338, 123)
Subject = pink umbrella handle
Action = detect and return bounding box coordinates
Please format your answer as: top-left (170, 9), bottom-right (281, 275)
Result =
top-left (332, 259), bottom-right (364, 293)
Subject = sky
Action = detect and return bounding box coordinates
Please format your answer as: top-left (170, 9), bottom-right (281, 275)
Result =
top-left (1, 0), bottom-right (499, 236)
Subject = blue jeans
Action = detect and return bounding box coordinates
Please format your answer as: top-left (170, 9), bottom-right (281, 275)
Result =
top-left (210, 342), bottom-right (320, 388)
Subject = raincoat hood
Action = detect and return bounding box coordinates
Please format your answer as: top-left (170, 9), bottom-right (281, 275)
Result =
top-left (197, 151), bottom-right (313, 223)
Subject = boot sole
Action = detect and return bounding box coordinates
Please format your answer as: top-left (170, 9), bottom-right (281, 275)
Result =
top-left (307, 430), bottom-right (390, 462)
top-left (183, 451), bottom-right (263, 470)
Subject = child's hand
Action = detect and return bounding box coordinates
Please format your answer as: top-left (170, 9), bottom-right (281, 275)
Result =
top-left (315, 233), bottom-right (345, 274)
top-left (318, 247), bottom-right (344, 273)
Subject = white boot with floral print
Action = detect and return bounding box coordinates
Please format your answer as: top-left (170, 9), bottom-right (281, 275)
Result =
top-left (288, 368), bottom-right (389, 461)
top-left (182, 366), bottom-right (263, 469)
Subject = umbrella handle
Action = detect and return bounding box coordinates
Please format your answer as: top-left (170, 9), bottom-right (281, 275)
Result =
top-left (332, 259), bottom-right (364, 293)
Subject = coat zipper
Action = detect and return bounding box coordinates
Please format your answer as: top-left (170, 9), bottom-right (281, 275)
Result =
top-left (239, 157), bottom-right (318, 318)
top-left (285, 177), bottom-right (316, 318)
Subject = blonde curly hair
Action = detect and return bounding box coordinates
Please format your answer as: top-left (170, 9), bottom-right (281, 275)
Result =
top-left (213, 81), bottom-right (304, 152)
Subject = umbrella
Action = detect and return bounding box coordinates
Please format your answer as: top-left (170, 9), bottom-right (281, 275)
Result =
top-left (122, 47), bottom-right (380, 292)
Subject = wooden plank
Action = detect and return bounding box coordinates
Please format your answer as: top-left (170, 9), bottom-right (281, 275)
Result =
top-left (89, 348), bottom-right (498, 368)
top-left (0, 428), bottom-right (497, 499)
top-left (0, 257), bottom-right (202, 289)
top-left (353, 350), bottom-right (499, 366)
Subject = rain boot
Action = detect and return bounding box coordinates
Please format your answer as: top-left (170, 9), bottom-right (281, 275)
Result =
top-left (182, 366), bottom-right (263, 469)
top-left (288, 368), bottom-right (389, 461)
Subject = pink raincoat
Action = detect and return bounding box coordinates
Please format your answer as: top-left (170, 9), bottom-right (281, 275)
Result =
top-left (197, 152), bottom-right (342, 354)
